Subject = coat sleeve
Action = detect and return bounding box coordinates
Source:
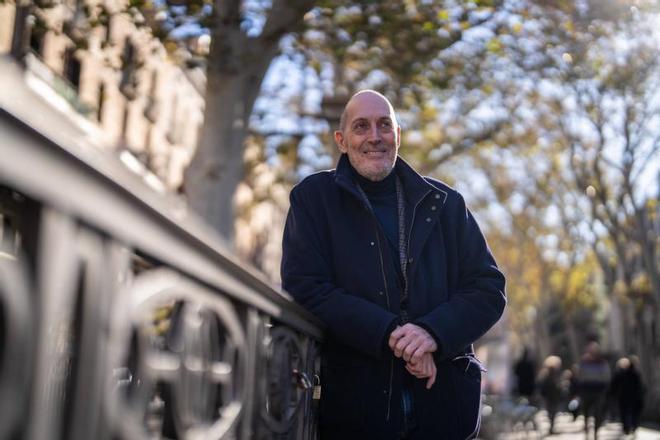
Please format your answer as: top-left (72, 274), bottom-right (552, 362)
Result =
top-left (414, 193), bottom-right (506, 359)
top-left (281, 186), bottom-right (398, 359)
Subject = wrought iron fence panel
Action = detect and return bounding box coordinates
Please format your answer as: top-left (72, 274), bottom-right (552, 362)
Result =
top-left (0, 77), bottom-right (323, 440)
top-left (106, 269), bottom-right (249, 440)
top-left (0, 252), bottom-right (33, 440)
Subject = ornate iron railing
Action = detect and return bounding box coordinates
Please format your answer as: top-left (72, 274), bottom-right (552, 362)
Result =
top-left (0, 57), bottom-right (322, 440)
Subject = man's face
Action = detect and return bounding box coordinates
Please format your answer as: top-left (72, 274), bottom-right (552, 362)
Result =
top-left (334, 92), bottom-right (400, 182)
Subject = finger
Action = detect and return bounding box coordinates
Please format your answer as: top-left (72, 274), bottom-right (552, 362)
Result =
top-left (421, 338), bottom-right (437, 353)
top-left (407, 359), bottom-right (431, 378)
top-left (426, 364), bottom-right (437, 389)
top-left (391, 337), bottom-right (406, 356)
top-left (405, 363), bottom-right (418, 375)
top-left (416, 360), bottom-right (426, 378)
top-left (405, 364), bottom-right (424, 378)
top-left (405, 332), bottom-right (433, 351)
top-left (418, 337), bottom-right (433, 352)
top-left (395, 333), bottom-right (412, 350)
top-left (403, 324), bottom-right (424, 338)
top-left (409, 331), bottom-right (432, 348)
top-left (423, 357), bottom-right (433, 377)
top-left (390, 325), bottom-right (405, 340)
top-left (425, 363), bottom-right (436, 389)
top-left (426, 373), bottom-right (434, 389)
top-left (388, 336), bottom-right (396, 351)
top-left (407, 359), bottom-right (425, 374)
top-left (407, 326), bottom-right (437, 353)
top-left (394, 335), bottom-right (414, 358)
top-left (388, 326), bottom-right (403, 350)
top-left (402, 340), bottom-right (422, 363)
top-left (420, 356), bottom-right (429, 376)
top-left (410, 346), bottom-right (428, 365)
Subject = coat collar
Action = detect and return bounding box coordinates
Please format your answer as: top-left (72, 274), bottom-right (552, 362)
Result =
top-left (334, 153), bottom-right (446, 207)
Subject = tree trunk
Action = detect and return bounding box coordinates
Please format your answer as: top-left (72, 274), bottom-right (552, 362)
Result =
top-left (636, 207), bottom-right (660, 305)
top-left (184, 0), bottom-right (313, 242)
top-left (185, 70), bottom-right (245, 241)
top-left (608, 296), bottom-right (625, 353)
top-left (564, 318), bottom-right (580, 365)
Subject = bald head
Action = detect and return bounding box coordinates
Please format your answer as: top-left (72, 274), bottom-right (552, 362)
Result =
top-left (339, 90), bottom-right (398, 132)
top-left (333, 89), bottom-right (401, 181)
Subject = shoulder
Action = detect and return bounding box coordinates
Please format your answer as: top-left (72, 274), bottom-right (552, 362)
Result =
top-left (292, 169), bottom-right (335, 192)
top-left (423, 177), bottom-right (457, 196)
top-left (423, 176), bottom-right (466, 208)
top-left (290, 169), bottom-right (336, 201)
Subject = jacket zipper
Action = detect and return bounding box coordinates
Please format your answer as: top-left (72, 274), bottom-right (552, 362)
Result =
top-left (373, 191), bottom-right (429, 424)
top-left (373, 190), bottom-right (431, 422)
top-left (374, 231), bottom-right (391, 310)
top-left (373, 223), bottom-right (394, 420)
top-left (354, 185), bottom-right (400, 423)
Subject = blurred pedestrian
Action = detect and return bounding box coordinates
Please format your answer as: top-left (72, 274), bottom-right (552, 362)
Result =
top-left (562, 366), bottom-right (580, 421)
top-left (513, 347), bottom-right (536, 402)
top-left (576, 341), bottom-right (611, 439)
top-left (537, 355), bottom-right (563, 434)
top-left (610, 356), bottom-right (644, 436)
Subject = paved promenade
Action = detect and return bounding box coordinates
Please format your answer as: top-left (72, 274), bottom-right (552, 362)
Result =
top-left (495, 412), bottom-right (660, 440)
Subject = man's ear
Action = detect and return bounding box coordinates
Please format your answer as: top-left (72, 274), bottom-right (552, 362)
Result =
top-left (396, 125), bottom-right (401, 147)
top-left (334, 130), bottom-right (347, 153)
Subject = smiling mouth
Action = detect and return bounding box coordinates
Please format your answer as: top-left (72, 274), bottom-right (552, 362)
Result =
top-left (364, 150), bottom-right (387, 155)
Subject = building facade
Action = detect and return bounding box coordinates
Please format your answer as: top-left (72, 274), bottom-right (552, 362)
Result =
top-left (0, 0), bottom-right (205, 192)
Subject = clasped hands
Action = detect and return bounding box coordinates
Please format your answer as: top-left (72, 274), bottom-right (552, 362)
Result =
top-left (388, 323), bottom-right (437, 389)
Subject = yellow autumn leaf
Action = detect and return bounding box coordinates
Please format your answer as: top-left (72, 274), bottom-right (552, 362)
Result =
top-left (486, 38), bottom-right (501, 53)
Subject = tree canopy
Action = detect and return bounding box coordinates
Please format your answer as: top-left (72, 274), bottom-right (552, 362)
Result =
top-left (11, 0), bottom-right (660, 390)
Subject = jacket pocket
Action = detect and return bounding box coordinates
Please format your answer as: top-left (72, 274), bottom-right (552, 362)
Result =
top-left (450, 355), bottom-right (484, 439)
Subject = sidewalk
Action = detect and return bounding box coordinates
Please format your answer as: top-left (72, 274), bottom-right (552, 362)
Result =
top-left (497, 412), bottom-right (660, 439)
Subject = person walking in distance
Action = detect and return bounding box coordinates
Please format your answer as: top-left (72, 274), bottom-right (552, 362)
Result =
top-left (577, 341), bottom-right (611, 439)
top-left (537, 355), bottom-right (563, 434)
top-left (610, 356), bottom-right (644, 437)
top-left (513, 347), bottom-right (537, 403)
top-left (281, 90), bottom-right (506, 439)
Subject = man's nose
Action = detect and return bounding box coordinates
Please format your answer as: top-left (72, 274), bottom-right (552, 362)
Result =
top-left (367, 124), bottom-right (381, 142)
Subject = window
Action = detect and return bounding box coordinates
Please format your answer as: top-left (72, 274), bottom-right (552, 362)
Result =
top-left (63, 47), bottom-right (81, 91)
top-left (121, 100), bottom-right (130, 143)
top-left (28, 16), bottom-right (48, 55)
top-left (104, 16), bottom-right (112, 46)
top-left (119, 38), bottom-right (138, 100)
top-left (96, 83), bottom-right (105, 123)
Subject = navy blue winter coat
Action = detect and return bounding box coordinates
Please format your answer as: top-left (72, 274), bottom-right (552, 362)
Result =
top-left (281, 154), bottom-right (506, 439)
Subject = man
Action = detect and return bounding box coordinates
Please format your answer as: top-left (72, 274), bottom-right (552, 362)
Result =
top-left (513, 347), bottom-right (536, 401)
top-left (537, 355), bottom-right (563, 434)
top-left (576, 341), bottom-right (611, 438)
top-left (281, 90), bottom-right (506, 439)
top-left (610, 356), bottom-right (644, 436)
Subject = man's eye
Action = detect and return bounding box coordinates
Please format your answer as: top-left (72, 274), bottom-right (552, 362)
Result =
top-left (354, 122), bottom-right (368, 131)
top-left (380, 121), bottom-right (393, 130)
